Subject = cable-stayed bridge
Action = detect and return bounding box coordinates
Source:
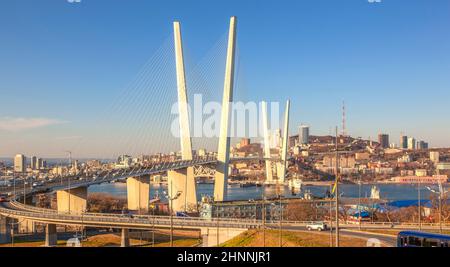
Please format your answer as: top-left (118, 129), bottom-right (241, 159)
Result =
top-left (0, 16), bottom-right (292, 247)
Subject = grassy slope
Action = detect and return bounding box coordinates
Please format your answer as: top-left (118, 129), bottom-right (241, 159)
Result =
top-left (221, 229), bottom-right (368, 247)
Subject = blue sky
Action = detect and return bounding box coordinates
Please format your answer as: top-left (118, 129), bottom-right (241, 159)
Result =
top-left (1, 0), bottom-right (449, 158)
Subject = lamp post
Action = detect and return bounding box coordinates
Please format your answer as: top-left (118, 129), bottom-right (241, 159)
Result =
top-left (262, 195), bottom-right (266, 248)
top-left (418, 179), bottom-right (422, 231)
top-left (13, 173), bottom-right (16, 198)
top-left (329, 184), bottom-right (333, 247)
top-left (23, 176), bottom-right (26, 205)
top-left (65, 151), bottom-right (72, 214)
top-left (358, 175), bottom-right (362, 230)
top-left (334, 126), bottom-right (340, 247)
top-left (151, 204), bottom-right (155, 247)
top-left (278, 194), bottom-right (283, 247)
top-left (163, 180), bottom-right (181, 247)
top-left (216, 201), bottom-right (220, 247)
top-left (426, 182), bottom-right (448, 234)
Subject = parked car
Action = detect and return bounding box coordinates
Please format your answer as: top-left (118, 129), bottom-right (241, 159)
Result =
top-left (0, 196), bottom-right (9, 202)
top-left (306, 222), bottom-right (328, 231)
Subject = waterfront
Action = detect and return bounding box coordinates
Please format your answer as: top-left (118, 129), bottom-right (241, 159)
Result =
top-left (88, 182), bottom-right (450, 202)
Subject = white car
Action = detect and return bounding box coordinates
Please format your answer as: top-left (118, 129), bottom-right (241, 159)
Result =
top-left (306, 222), bottom-right (329, 231)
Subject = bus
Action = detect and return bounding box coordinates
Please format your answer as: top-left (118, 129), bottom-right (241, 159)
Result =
top-left (397, 231), bottom-right (450, 247)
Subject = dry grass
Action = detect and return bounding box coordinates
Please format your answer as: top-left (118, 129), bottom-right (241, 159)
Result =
top-left (221, 229), bottom-right (368, 247)
top-left (0, 229), bottom-right (200, 247)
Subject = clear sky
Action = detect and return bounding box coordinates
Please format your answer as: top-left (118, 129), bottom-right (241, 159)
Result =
top-left (1, 0), bottom-right (450, 158)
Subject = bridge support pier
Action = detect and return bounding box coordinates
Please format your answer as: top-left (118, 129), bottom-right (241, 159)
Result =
top-left (121, 228), bottom-right (130, 247)
top-left (126, 176), bottom-right (150, 212)
top-left (200, 227), bottom-right (246, 247)
top-left (19, 219), bottom-right (36, 234)
top-left (0, 215), bottom-right (11, 244)
top-left (45, 224), bottom-right (57, 247)
top-left (57, 186), bottom-right (88, 214)
top-left (168, 167), bottom-right (197, 213)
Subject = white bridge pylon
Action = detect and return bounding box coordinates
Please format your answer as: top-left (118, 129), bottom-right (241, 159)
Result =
top-left (213, 16), bottom-right (237, 202)
top-left (169, 17), bottom-right (238, 210)
top-left (168, 21), bottom-right (197, 213)
top-left (170, 16), bottom-right (281, 209)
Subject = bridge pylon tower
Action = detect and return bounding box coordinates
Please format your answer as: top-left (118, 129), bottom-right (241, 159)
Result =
top-left (168, 21), bottom-right (197, 213)
top-left (214, 16), bottom-right (237, 202)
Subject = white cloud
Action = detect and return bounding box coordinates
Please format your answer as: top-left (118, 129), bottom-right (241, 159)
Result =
top-left (0, 117), bottom-right (68, 132)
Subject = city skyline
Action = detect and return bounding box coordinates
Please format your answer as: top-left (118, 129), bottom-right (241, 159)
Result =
top-left (1, 0), bottom-right (450, 157)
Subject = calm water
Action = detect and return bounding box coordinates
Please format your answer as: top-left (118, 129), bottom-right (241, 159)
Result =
top-left (88, 182), bottom-right (450, 202)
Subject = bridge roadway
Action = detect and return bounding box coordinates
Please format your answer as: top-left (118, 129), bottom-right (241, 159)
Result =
top-left (2, 199), bottom-right (450, 233)
top-left (0, 156), bottom-right (276, 195)
top-left (0, 200), bottom-right (260, 230)
top-left (3, 200), bottom-right (450, 247)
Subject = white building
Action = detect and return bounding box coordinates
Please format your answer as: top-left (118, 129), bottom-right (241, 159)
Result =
top-left (430, 151), bottom-right (440, 163)
top-left (14, 154), bottom-right (26, 173)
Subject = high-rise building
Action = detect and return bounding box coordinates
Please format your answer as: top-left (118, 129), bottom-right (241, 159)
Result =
top-left (378, 134), bottom-right (389, 149)
top-left (400, 135), bottom-right (408, 149)
top-left (417, 141), bottom-right (429, 150)
top-left (36, 158), bottom-right (43, 170)
top-left (30, 156), bottom-right (37, 170)
top-left (14, 154), bottom-right (26, 173)
top-left (408, 137), bottom-right (416, 150)
top-left (299, 125), bottom-right (310, 145)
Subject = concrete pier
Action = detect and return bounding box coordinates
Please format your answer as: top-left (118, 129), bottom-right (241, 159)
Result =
top-left (201, 227), bottom-right (246, 247)
top-left (0, 215), bottom-right (11, 244)
top-left (126, 176), bottom-right (150, 212)
top-left (56, 186), bottom-right (87, 214)
top-left (121, 228), bottom-right (130, 247)
top-left (45, 224), bottom-right (57, 247)
top-left (168, 167), bottom-right (197, 213)
top-left (18, 219), bottom-right (36, 234)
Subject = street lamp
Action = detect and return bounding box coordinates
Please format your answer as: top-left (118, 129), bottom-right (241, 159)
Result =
top-left (23, 176), bottom-right (27, 205)
top-left (329, 184), bottom-right (333, 247)
top-left (358, 175), bottom-right (362, 231)
top-left (261, 193), bottom-right (266, 248)
top-left (426, 182), bottom-right (448, 234)
top-left (418, 179), bottom-right (422, 231)
top-left (334, 126), bottom-right (340, 247)
top-left (279, 195), bottom-right (283, 247)
top-left (163, 180), bottom-right (181, 247)
top-left (65, 151), bottom-right (72, 214)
